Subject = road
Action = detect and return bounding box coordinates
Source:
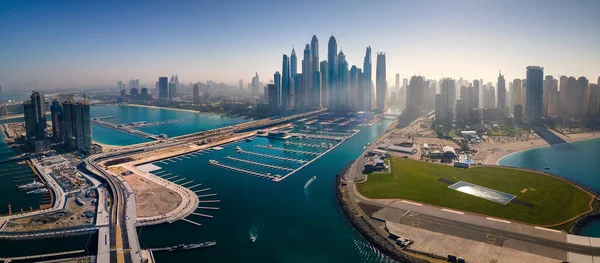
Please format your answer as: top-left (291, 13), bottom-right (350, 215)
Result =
top-left (345, 113), bottom-right (600, 261)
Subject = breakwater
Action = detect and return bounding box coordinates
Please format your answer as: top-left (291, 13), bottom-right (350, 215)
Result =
top-left (335, 161), bottom-right (425, 263)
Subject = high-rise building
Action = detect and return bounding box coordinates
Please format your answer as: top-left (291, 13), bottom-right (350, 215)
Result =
top-left (311, 35), bottom-right (319, 72)
top-left (239, 79), bottom-right (243, 92)
top-left (320, 60), bottom-right (328, 108)
top-left (395, 74), bottom-right (400, 100)
top-left (349, 65), bottom-right (359, 110)
top-left (435, 94), bottom-right (443, 121)
top-left (301, 44), bottom-right (312, 108)
top-left (497, 72), bottom-right (506, 110)
top-left (62, 100), bottom-right (92, 152)
top-left (514, 104), bottom-right (523, 123)
top-left (141, 88), bottom-right (148, 97)
top-left (274, 71), bottom-right (281, 107)
top-left (362, 46), bottom-right (372, 110)
top-left (312, 71), bottom-right (321, 109)
top-left (130, 87), bottom-right (139, 97)
top-left (327, 36), bottom-right (338, 110)
top-left (407, 76), bottom-right (425, 113)
top-left (267, 84), bottom-right (278, 113)
top-left (586, 83), bottom-right (600, 117)
top-left (290, 47), bottom-right (297, 78)
top-left (282, 55), bottom-right (291, 110)
top-left (50, 99), bottom-right (63, 142)
top-left (158, 77), bottom-right (169, 99)
top-left (542, 76), bottom-right (557, 116)
top-left (293, 74), bottom-right (302, 108)
top-left (455, 99), bottom-right (465, 126)
top-left (511, 79), bottom-right (522, 112)
top-left (252, 73), bottom-right (260, 96)
top-left (440, 78), bottom-right (456, 120)
top-left (525, 66), bottom-right (544, 125)
top-left (375, 52), bottom-right (386, 113)
top-left (193, 83), bottom-right (201, 104)
top-left (0, 85), bottom-right (3, 96)
top-left (337, 51), bottom-right (348, 109)
top-left (169, 82), bottom-right (177, 100)
top-left (473, 79), bottom-right (480, 109)
top-left (23, 91), bottom-right (47, 151)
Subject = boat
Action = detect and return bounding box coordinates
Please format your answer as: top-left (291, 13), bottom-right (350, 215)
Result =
top-left (18, 180), bottom-right (44, 190)
top-left (166, 241), bottom-right (217, 251)
top-left (208, 160), bottom-right (218, 165)
top-left (250, 236), bottom-right (256, 243)
top-left (304, 176), bottom-right (316, 189)
top-left (544, 166), bottom-right (550, 170)
top-left (235, 146), bottom-right (242, 153)
top-left (245, 138), bottom-right (253, 142)
top-left (26, 188), bottom-right (48, 195)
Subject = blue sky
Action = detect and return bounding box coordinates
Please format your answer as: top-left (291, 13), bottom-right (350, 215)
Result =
top-left (1, 0), bottom-right (599, 90)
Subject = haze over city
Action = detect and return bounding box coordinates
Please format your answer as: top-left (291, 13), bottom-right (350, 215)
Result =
top-left (1, 0), bottom-right (599, 90)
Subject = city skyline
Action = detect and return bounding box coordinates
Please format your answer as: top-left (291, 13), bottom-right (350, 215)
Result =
top-left (1, 0), bottom-right (599, 90)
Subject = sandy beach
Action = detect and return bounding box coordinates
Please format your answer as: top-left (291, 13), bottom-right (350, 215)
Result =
top-left (471, 130), bottom-right (600, 165)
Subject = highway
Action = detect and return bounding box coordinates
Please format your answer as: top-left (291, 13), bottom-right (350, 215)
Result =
top-left (84, 110), bottom-right (326, 263)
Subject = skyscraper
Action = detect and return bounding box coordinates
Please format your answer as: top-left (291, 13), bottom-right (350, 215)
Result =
top-left (542, 76), bottom-right (557, 116)
top-left (301, 43), bottom-right (312, 108)
top-left (407, 76), bottom-right (425, 113)
top-left (511, 79), bottom-right (522, 113)
top-left (23, 91), bottom-right (47, 151)
top-left (62, 100), bottom-right (92, 152)
top-left (50, 100), bottom-right (63, 142)
top-left (327, 36), bottom-right (338, 110)
top-left (440, 78), bottom-right (456, 120)
top-left (158, 77), bottom-right (169, 99)
top-left (282, 55), bottom-right (291, 110)
top-left (312, 71), bottom-right (321, 109)
top-left (375, 52), bottom-right (387, 113)
top-left (362, 46), bottom-right (372, 110)
top-left (193, 83), bottom-right (200, 104)
top-left (395, 74), bottom-right (400, 99)
top-left (169, 82), bottom-right (177, 100)
top-left (497, 72), bottom-right (506, 110)
top-left (525, 66), bottom-right (544, 125)
top-left (274, 71), bottom-right (281, 107)
top-left (290, 47), bottom-right (297, 78)
top-left (311, 35), bottom-right (319, 72)
top-left (349, 66), bottom-right (359, 110)
top-left (320, 60), bottom-right (328, 108)
top-left (473, 79), bottom-right (480, 109)
top-left (337, 51), bottom-right (348, 109)
top-left (252, 73), bottom-right (260, 96)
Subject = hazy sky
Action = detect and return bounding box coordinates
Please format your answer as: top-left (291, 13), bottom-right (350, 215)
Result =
top-left (1, 0), bottom-right (599, 90)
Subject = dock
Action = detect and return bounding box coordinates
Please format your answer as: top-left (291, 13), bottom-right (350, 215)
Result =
top-left (209, 160), bottom-right (279, 180)
top-left (224, 156), bottom-right (294, 171)
top-left (237, 149), bottom-right (307, 163)
top-left (197, 206), bottom-right (219, 210)
top-left (172, 178), bottom-right (186, 183)
top-left (181, 218), bottom-right (202, 227)
top-left (192, 213), bottom-right (213, 218)
top-left (198, 200), bottom-right (220, 203)
top-left (255, 145), bottom-right (320, 156)
top-left (0, 249), bottom-right (85, 261)
top-left (194, 188), bottom-right (211, 193)
top-left (196, 193), bottom-right (217, 198)
top-left (188, 184), bottom-right (203, 189)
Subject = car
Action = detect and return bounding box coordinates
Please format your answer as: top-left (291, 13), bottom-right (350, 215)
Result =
top-left (395, 237), bottom-right (413, 247)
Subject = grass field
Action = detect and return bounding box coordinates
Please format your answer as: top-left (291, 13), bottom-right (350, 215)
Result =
top-left (357, 157), bottom-right (593, 227)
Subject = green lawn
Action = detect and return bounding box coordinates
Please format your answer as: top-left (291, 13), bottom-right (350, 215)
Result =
top-left (357, 157), bottom-right (593, 227)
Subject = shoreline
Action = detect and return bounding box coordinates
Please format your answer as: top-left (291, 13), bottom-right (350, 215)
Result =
top-left (115, 103), bottom-right (229, 116)
top-left (491, 131), bottom-right (600, 165)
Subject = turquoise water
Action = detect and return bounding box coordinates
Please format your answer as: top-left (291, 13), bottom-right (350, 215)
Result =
top-left (138, 120), bottom-right (394, 262)
top-left (91, 105), bottom-right (247, 140)
top-left (498, 137), bottom-right (600, 237)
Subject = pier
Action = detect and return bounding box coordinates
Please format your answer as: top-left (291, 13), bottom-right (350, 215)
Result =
top-left (188, 184), bottom-right (203, 189)
top-left (291, 133), bottom-right (345, 141)
top-left (255, 145), bottom-right (320, 156)
top-left (209, 160), bottom-right (279, 180)
top-left (237, 149), bottom-right (307, 163)
top-left (172, 178), bottom-right (186, 183)
top-left (164, 175), bottom-right (179, 180)
top-left (92, 118), bottom-right (161, 140)
top-left (197, 206), bottom-right (219, 210)
top-left (181, 218), bottom-right (202, 227)
top-left (180, 181), bottom-right (194, 186)
top-left (194, 188), bottom-right (211, 193)
top-left (224, 156), bottom-right (294, 171)
top-left (192, 213), bottom-right (213, 218)
top-left (0, 249), bottom-right (85, 261)
top-left (196, 193), bottom-right (217, 198)
top-left (198, 200), bottom-right (220, 204)
top-left (285, 141), bottom-right (330, 148)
